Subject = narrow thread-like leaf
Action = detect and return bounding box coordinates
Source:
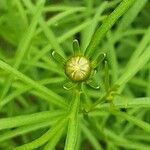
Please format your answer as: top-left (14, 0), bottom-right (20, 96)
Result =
top-left (85, 0), bottom-right (136, 57)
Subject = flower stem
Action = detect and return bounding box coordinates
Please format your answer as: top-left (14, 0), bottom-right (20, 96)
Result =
top-left (84, 0), bottom-right (136, 58)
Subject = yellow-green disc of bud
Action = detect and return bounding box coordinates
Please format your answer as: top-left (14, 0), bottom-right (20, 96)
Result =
top-left (65, 56), bottom-right (91, 82)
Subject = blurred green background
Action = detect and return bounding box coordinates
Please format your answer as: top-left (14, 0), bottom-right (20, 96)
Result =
top-left (0, 0), bottom-right (150, 150)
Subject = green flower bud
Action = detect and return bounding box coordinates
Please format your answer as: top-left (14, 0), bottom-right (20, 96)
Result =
top-left (65, 56), bottom-right (91, 82)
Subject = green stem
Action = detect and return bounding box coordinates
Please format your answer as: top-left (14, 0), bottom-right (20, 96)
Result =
top-left (84, 0), bottom-right (136, 58)
top-left (15, 118), bottom-right (67, 150)
top-left (0, 60), bottom-right (66, 108)
top-left (64, 90), bottom-right (81, 150)
top-left (94, 97), bottom-right (150, 110)
top-left (0, 111), bottom-right (64, 130)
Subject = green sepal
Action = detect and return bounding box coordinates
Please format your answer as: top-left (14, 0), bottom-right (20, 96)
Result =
top-left (92, 53), bottom-right (106, 68)
top-left (87, 79), bottom-right (100, 89)
top-left (51, 50), bottom-right (66, 65)
top-left (63, 81), bottom-right (77, 90)
top-left (89, 69), bottom-right (97, 79)
top-left (73, 39), bottom-right (81, 55)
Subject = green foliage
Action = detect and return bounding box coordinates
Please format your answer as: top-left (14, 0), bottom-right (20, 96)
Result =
top-left (0, 0), bottom-right (150, 150)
